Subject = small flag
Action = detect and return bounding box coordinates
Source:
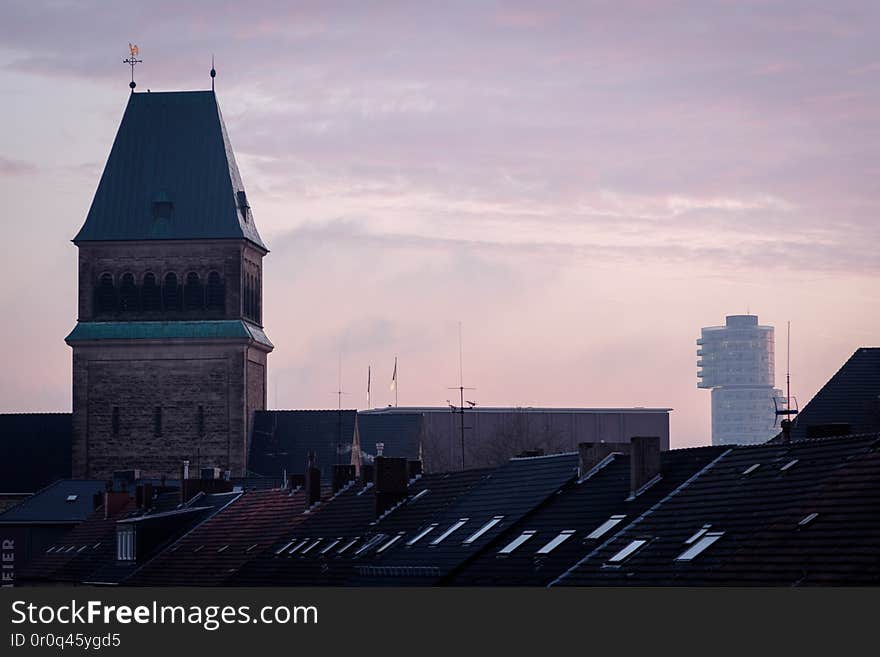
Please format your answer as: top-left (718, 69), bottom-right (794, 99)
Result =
top-left (390, 357), bottom-right (397, 391)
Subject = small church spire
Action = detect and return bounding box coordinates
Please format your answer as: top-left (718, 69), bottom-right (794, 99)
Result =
top-left (124, 43), bottom-right (142, 91)
top-left (210, 54), bottom-right (216, 91)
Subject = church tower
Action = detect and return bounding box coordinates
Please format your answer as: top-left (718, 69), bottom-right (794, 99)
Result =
top-left (67, 89), bottom-right (272, 479)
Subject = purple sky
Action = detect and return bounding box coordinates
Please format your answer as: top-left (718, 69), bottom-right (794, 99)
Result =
top-left (1, 1), bottom-right (878, 447)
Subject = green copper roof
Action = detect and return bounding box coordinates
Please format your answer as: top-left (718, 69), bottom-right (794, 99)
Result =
top-left (73, 90), bottom-right (266, 249)
top-left (65, 320), bottom-right (273, 349)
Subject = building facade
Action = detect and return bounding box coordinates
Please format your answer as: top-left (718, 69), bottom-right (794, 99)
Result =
top-left (697, 315), bottom-right (781, 445)
top-left (67, 90), bottom-right (272, 479)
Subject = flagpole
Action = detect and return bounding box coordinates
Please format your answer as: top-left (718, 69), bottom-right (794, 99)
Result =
top-left (367, 365), bottom-right (371, 410)
top-left (395, 357), bottom-right (398, 408)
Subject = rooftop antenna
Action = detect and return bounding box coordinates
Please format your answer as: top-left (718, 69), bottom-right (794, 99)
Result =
top-left (123, 43), bottom-right (142, 91)
top-left (210, 54), bottom-right (216, 91)
top-left (332, 352), bottom-right (349, 467)
top-left (773, 320), bottom-right (798, 442)
top-left (448, 322), bottom-right (476, 471)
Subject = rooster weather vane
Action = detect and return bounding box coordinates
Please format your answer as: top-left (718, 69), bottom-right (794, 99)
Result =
top-left (123, 43), bottom-right (142, 90)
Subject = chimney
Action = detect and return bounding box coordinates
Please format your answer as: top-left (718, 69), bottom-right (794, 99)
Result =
top-left (361, 463), bottom-right (375, 485)
top-left (102, 490), bottom-right (130, 519)
top-left (374, 456), bottom-right (408, 517)
top-left (332, 464), bottom-right (357, 493)
top-left (407, 460), bottom-right (423, 480)
top-left (304, 452), bottom-right (321, 507)
top-left (142, 483), bottom-right (154, 510)
top-left (577, 441), bottom-right (629, 478)
top-left (135, 484), bottom-right (144, 509)
top-left (200, 467), bottom-right (222, 480)
top-left (629, 436), bottom-right (661, 498)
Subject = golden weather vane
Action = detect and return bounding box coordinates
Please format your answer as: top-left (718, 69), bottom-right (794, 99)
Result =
top-left (123, 43), bottom-right (142, 91)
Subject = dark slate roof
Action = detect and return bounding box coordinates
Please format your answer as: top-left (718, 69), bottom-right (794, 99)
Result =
top-left (126, 488), bottom-right (310, 586)
top-left (554, 433), bottom-right (880, 586)
top-left (789, 347), bottom-right (880, 440)
top-left (73, 90), bottom-right (266, 250)
top-left (0, 479), bottom-right (103, 524)
top-left (351, 453), bottom-right (580, 585)
top-left (356, 412), bottom-right (423, 462)
top-left (448, 446), bottom-right (727, 586)
top-left (228, 468), bottom-right (492, 586)
top-left (65, 320), bottom-right (273, 348)
top-left (18, 498), bottom-right (136, 584)
top-left (0, 413), bottom-right (72, 494)
top-left (248, 410), bottom-right (358, 480)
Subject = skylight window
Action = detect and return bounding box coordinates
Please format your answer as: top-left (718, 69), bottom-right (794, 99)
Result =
top-left (217, 545), bottom-right (229, 553)
top-left (798, 512), bottom-right (819, 527)
top-left (676, 531), bottom-right (724, 561)
top-left (780, 459), bottom-right (799, 472)
top-left (608, 539), bottom-right (648, 563)
top-left (409, 489), bottom-right (430, 503)
top-left (464, 516), bottom-right (504, 544)
top-left (193, 545), bottom-right (204, 554)
top-left (66, 494), bottom-right (78, 502)
top-left (377, 533), bottom-right (405, 554)
top-left (684, 525), bottom-right (712, 544)
top-left (337, 537), bottom-right (360, 555)
top-left (742, 463), bottom-right (761, 475)
top-left (498, 531), bottom-right (535, 555)
top-left (406, 524), bottom-right (437, 546)
top-left (300, 539), bottom-right (322, 555)
top-left (430, 519), bottom-right (469, 545)
top-left (320, 539), bottom-right (342, 555)
top-left (275, 540), bottom-right (296, 555)
top-left (246, 544), bottom-right (259, 553)
top-left (537, 530), bottom-right (575, 554)
top-left (587, 514), bottom-right (626, 540)
top-left (287, 539), bottom-right (310, 555)
top-left (354, 535), bottom-right (386, 556)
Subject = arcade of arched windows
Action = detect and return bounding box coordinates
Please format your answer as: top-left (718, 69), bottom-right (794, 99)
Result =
top-left (93, 270), bottom-right (228, 315)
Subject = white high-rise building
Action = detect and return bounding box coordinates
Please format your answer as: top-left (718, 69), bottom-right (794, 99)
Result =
top-left (697, 315), bottom-right (782, 445)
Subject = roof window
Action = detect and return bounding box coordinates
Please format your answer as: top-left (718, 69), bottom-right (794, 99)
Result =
top-left (354, 535), bottom-right (386, 556)
top-left (300, 539), bottom-right (322, 555)
top-left (780, 459), bottom-right (799, 472)
top-left (66, 494), bottom-right (78, 502)
top-left (275, 540), bottom-right (296, 555)
top-left (684, 525), bottom-right (712, 544)
top-left (337, 537), bottom-right (360, 555)
top-left (586, 514), bottom-right (626, 540)
top-left (608, 539), bottom-right (648, 563)
top-left (377, 533), bottom-right (405, 554)
top-left (742, 463), bottom-right (760, 475)
top-left (406, 524), bottom-right (437, 546)
top-left (536, 530), bottom-right (575, 554)
top-left (676, 531), bottom-right (724, 561)
top-left (463, 516), bottom-right (504, 544)
top-left (217, 545), bottom-right (229, 553)
top-left (287, 539), bottom-right (310, 555)
top-left (498, 531), bottom-right (535, 555)
top-left (798, 512), bottom-right (819, 527)
top-left (319, 539), bottom-right (342, 555)
top-left (430, 519), bottom-right (469, 545)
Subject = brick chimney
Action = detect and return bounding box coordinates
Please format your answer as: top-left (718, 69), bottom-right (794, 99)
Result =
top-left (407, 460), bottom-right (423, 480)
top-left (629, 436), bottom-right (661, 499)
top-left (304, 452), bottom-right (321, 507)
top-left (103, 490), bottom-right (130, 519)
top-left (332, 464), bottom-right (357, 493)
top-left (361, 462), bottom-right (375, 485)
top-left (577, 441), bottom-right (629, 479)
top-left (374, 456), bottom-right (408, 517)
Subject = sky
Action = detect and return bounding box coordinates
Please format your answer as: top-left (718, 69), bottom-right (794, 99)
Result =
top-left (0, 1), bottom-right (878, 448)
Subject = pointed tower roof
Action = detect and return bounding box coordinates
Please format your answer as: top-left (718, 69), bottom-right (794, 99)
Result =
top-left (74, 90), bottom-right (266, 250)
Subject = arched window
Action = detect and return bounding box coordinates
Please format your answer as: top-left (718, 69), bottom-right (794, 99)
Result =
top-left (119, 273), bottom-right (138, 311)
top-left (96, 273), bottom-right (116, 313)
top-left (206, 271), bottom-right (224, 311)
top-left (163, 272), bottom-right (179, 310)
top-left (244, 274), bottom-right (251, 319)
top-left (184, 272), bottom-right (203, 310)
top-left (142, 272), bottom-right (160, 311)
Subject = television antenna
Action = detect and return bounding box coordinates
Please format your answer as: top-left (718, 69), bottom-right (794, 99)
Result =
top-left (773, 320), bottom-right (799, 442)
top-left (447, 322), bottom-right (476, 471)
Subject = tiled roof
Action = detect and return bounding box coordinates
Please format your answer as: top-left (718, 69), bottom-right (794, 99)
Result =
top-left (449, 446), bottom-right (727, 586)
top-left (789, 347), bottom-right (880, 440)
top-left (127, 488), bottom-right (309, 585)
top-left (229, 468), bottom-right (491, 586)
top-left (18, 499), bottom-right (135, 584)
top-left (74, 90), bottom-right (265, 249)
top-left (351, 453), bottom-right (579, 584)
top-left (248, 410), bottom-right (357, 480)
top-left (0, 413), bottom-right (72, 494)
top-left (356, 413), bottom-right (423, 462)
top-left (553, 433), bottom-right (880, 586)
top-left (0, 479), bottom-right (103, 524)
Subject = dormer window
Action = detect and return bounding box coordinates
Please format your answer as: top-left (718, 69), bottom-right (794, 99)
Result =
top-left (236, 190), bottom-right (250, 222)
